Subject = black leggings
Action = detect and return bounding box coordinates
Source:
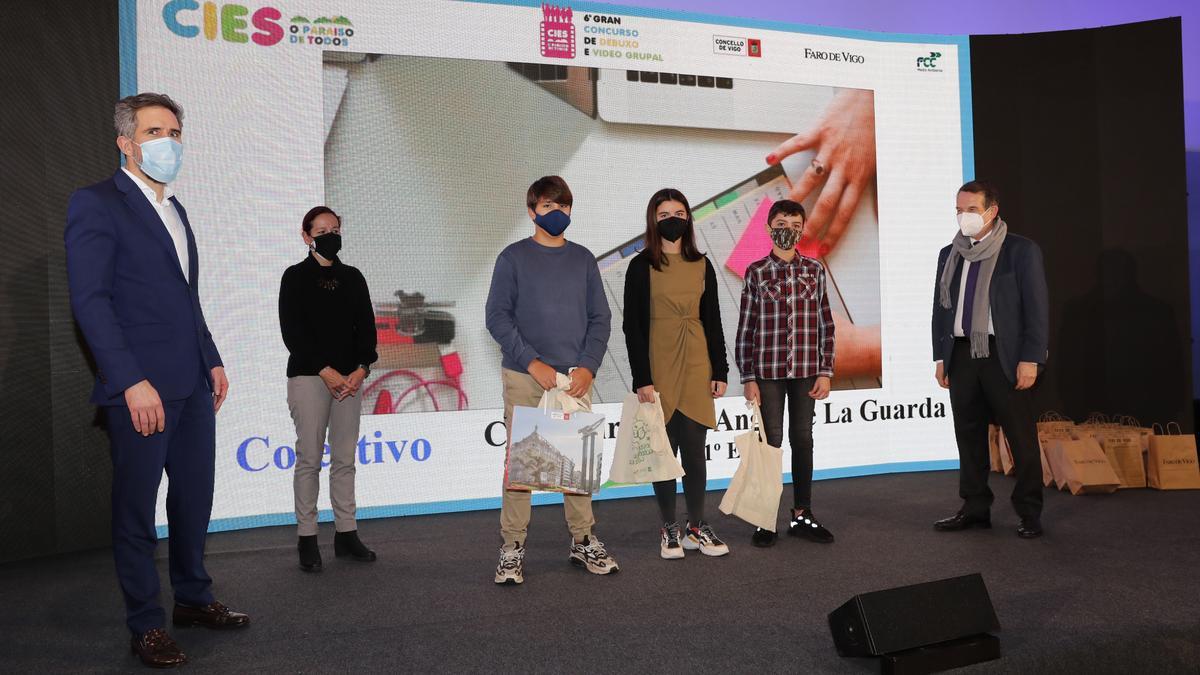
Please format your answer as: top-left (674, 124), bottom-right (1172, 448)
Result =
top-left (757, 377), bottom-right (817, 510)
top-left (652, 411), bottom-right (710, 525)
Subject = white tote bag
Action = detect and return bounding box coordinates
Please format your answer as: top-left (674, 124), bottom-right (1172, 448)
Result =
top-left (608, 393), bottom-right (685, 484)
top-left (719, 402), bottom-right (784, 531)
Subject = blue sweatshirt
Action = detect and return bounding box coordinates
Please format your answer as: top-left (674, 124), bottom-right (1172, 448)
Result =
top-left (485, 237), bottom-right (611, 375)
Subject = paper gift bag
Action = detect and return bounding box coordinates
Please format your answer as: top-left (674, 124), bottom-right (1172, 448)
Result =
top-left (504, 375), bottom-right (606, 495)
top-left (1116, 416), bottom-right (1153, 454)
top-left (1037, 442), bottom-right (1056, 487)
top-left (1038, 424), bottom-right (1075, 488)
top-left (1100, 434), bottom-right (1147, 488)
top-left (996, 426), bottom-right (1015, 476)
top-left (1146, 423), bottom-right (1200, 490)
top-left (1046, 438), bottom-right (1121, 495)
top-left (1037, 411), bottom-right (1076, 437)
top-left (988, 425), bottom-right (1003, 473)
top-left (608, 393), bottom-right (684, 485)
top-left (719, 403), bottom-right (783, 532)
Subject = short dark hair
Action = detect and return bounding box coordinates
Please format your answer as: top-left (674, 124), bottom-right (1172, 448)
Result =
top-left (302, 206), bottom-right (340, 234)
top-left (958, 180), bottom-right (999, 209)
top-left (526, 175), bottom-right (573, 209)
top-left (114, 92), bottom-right (183, 138)
top-left (767, 199), bottom-right (806, 224)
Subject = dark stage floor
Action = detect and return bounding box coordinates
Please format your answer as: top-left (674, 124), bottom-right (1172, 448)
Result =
top-left (2, 470), bottom-right (1199, 673)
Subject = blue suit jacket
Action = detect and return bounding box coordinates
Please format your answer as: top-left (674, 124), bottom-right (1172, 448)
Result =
top-left (931, 233), bottom-right (1049, 384)
top-left (65, 170), bottom-right (222, 406)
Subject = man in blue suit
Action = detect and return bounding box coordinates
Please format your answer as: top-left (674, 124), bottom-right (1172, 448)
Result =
top-left (65, 93), bottom-right (249, 668)
top-left (931, 180), bottom-right (1049, 539)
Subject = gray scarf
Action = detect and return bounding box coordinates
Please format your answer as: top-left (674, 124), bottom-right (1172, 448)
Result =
top-left (938, 218), bottom-right (1007, 358)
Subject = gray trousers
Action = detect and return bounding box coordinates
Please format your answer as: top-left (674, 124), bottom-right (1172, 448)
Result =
top-left (287, 376), bottom-right (363, 536)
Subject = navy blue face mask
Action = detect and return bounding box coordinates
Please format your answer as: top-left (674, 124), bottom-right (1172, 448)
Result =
top-left (533, 209), bottom-right (571, 236)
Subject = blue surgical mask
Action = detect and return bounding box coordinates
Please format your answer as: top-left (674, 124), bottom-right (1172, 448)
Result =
top-left (533, 209), bottom-right (571, 237)
top-left (136, 137), bottom-right (184, 184)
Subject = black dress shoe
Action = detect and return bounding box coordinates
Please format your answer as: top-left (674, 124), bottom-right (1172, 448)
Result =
top-left (172, 601), bottom-right (250, 629)
top-left (751, 528), bottom-right (777, 547)
top-left (1017, 519), bottom-right (1044, 539)
top-left (334, 530), bottom-right (377, 561)
top-left (298, 534), bottom-right (323, 572)
top-left (131, 628), bottom-right (187, 668)
top-left (788, 509), bottom-right (835, 543)
top-left (933, 512), bottom-right (992, 532)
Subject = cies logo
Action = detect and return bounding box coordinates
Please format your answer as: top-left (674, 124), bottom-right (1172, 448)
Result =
top-left (163, 1), bottom-right (355, 48)
top-left (917, 51), bottom-right (943, 72)
top-left (539, 3), bottom-right (575, 59)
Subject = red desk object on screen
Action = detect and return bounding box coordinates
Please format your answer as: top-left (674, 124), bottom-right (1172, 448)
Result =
top-left (725, 196), bottom-right (822, 279)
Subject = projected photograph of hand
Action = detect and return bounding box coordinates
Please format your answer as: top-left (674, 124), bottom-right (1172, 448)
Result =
top-left (322, 53), bottom-right (882, 412)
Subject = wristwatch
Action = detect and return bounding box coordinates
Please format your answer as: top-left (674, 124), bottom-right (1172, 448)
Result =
top-left (359, 364), bottom-right (372, 377)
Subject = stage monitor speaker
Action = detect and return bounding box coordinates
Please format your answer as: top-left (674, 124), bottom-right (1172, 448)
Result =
top-left (828, 573), bottom-right (1000, 656)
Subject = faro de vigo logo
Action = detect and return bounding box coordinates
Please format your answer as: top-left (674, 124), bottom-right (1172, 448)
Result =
top-left (163, 1), bottom-right (355, 47)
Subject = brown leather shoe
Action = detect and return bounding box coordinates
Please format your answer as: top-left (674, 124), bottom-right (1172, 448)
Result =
top-left (130, 628), bottom-right (187, 668)
top-left (172, 601), bottom-right (250, 629)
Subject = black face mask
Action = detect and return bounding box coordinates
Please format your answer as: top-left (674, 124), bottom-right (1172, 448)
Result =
top-left (312, 232), bottom-right (342, 260)
top-left (657, 216), bottom-right (689, 243)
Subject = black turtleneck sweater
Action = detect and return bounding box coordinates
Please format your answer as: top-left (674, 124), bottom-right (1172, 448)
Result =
top-left (279, 254), bottom-right (378, 377)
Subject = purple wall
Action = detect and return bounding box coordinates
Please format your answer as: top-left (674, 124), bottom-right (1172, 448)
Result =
top-left (618, 0), bottom-right (1200, 397)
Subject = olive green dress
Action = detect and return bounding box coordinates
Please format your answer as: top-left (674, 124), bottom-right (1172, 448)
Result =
top-left (648, 253), bottom-right (716, 429)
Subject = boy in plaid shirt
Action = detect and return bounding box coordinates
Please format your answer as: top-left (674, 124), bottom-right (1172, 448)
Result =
top-left (735, 199), bottom-right (835, 547)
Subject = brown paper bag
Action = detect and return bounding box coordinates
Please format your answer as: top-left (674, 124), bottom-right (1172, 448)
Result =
top-left (1038, 427), bottom-right (1074, 489)
top-left (1037, 411), bottom-right (1076, 437)
top-left (988, 425), bottom-right (1003, 473)
top-left (1038, 444), bottom-right (1055, 487)
top-left (1146, 423), bottom-right (1200, 490)
top-left (996, 426), bottom-right (1015, 476)
top-left (1116, 416), bottom-right (1153, 455)
top-left (1046, 438), bottom-right (1121, 495)
top-left (1100, 434), bottom-right (1147, 488)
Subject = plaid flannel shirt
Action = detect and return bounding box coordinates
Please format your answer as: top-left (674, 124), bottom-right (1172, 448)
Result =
top-left (735, 252), bottom-right (835, 382)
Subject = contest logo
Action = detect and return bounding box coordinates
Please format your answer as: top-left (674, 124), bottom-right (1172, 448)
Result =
top-left (917, 51), bottom-right (943, 71)
top-left (539, 3), bottom-right (576, 59)
top-left (162, 1), bottom-right (355, 48)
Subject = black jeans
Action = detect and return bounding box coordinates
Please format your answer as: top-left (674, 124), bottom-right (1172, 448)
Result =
top-left (948, 339), bottom-right (1043, 520)
top-left (652, 411), bottom-right (710, 525)
top-left (757, 377), bottom-right (817, 510)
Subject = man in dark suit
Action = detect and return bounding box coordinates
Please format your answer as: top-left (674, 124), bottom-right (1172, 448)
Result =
top-left (931, 180), bottom-right (1049, 539)
top-left (65, 93), bottom-right (249, 668)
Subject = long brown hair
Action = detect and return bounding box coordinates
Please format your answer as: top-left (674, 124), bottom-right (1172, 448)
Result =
top-left (644, 188), bottom-right (703, 271)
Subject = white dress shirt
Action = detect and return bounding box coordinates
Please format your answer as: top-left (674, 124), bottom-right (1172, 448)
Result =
top-left (122, 168), bottom-right (190, 282)
top-left (952, 229), bottom-right (995, 337)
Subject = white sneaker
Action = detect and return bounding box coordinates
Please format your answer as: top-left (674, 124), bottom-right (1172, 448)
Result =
top-left (683, 521), bottom-right (730, 557)
top-left (494, 542), bottom-right (525, 584)
top-left (660, 522), bottom-right (685, 560)
top-left (569, 535), bottom-right (620, 574)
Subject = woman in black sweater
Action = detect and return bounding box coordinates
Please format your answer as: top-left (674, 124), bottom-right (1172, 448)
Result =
top-left (279, 206), bottom-right (378, 571)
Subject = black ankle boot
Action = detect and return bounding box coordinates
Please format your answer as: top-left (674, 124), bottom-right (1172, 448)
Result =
top-left (334, 530), bottom-right (377, 562)
top-left (298, 535), bottom-right (322, 572)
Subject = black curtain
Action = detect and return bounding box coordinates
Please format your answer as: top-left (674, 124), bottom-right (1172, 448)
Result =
top-left (969, 18), bottom-right (1192, 431)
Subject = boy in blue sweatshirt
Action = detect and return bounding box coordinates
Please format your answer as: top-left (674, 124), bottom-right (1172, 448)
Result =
top-left (485, 176), bottom-right (617, 584)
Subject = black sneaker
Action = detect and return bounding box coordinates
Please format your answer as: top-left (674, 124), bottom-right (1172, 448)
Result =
top-left (789, 509), bottom-right (834, 543)
top-left (751, 527), bottom-right (777, 547)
